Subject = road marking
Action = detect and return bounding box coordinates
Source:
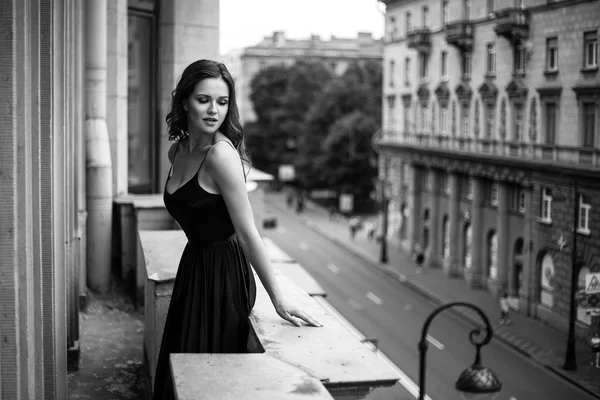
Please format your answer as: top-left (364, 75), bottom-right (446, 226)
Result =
top-left (347, 298), bottom-right (363, 310)
top-left (426, 335), bottom-right (445, 350)
top-left (313, 297), bottom-right (433, 400)
top-left (299, 242), bottom-right (309, 251)
top-left (327, 263), bottom-right (340, 274)
top-left (366, 292), bottom-right (383, 305)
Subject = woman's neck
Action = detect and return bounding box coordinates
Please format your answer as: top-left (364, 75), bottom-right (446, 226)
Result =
top-left (186, 131), bottom-right (215, 154)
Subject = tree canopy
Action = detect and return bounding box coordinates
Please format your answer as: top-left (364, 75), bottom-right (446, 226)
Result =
top-left (245, 59), bottom-right (382, 199)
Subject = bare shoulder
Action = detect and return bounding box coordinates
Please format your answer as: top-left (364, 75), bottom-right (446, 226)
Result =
top-left (206, 139), bottom-right (239, 168)
top-left (167, 141), bottom-right (179, 164)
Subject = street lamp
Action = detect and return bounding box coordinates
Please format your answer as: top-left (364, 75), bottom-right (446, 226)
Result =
top-left (419, 302), bottom-right (502, 400)
top-left (380, 169), bottom-right (389, 264)
top-left (552, 180), bottom-right (580, 371)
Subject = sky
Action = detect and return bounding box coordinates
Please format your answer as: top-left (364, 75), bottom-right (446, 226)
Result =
top-left (219, 0), bottom-right (386, 55)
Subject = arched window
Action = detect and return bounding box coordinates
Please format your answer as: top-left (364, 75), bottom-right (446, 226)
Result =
top-left (540, 253), bottom-right (555, 308)
top-left (442, 215), bottom-right (450, 260)
top-left (463, 223), bottom-right (472, 269)
top-left (488, 231), bottom-right (497, 279)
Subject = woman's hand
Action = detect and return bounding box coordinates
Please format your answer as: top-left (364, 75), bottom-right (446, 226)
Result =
top-left (274, 299), bottom-right (322, 327)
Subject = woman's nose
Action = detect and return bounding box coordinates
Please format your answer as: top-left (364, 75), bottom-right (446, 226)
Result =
top-left (207, 101), bottom-right (217, 114)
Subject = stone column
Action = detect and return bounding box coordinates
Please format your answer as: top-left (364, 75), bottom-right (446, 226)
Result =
top-left (407, 165), bottom-right (421, 254)
top-left (465, 176), bottom-right (484, 288)
top-left (445, 172), bottom-right (460, 277)
top-left (490, 181), bottom-right (509, 297)
top-left (426, 170), bottom-right (441, 268)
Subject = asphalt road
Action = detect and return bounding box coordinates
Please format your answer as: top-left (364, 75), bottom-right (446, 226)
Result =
top-left (264, 197), bottom-right (597, 400)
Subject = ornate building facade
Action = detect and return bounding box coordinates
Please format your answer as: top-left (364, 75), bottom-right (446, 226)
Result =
top-left (224, 31), bottom-right (383, 125)
top-left (378, 0), bottom-right (600, 337)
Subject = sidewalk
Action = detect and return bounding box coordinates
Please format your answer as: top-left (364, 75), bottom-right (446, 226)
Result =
top-left (266, 192), bottom-right (600, 399)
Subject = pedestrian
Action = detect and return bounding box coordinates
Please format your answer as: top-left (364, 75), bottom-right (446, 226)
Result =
top-left (286, 190), bottom-right (294, 208)
top-left (349, 216), bottom-right (359, 239)
top-left (153, 60), bottom-right (321, 400)
top-left (590, 332), bottom-right (600, 368)
top-left (499, 291), bottom-right (511, 325)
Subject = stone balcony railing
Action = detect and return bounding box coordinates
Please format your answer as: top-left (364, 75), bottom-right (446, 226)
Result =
top-left (140, 230), bottom-right (399, 399)
top-left (493, 7), bottom-right (530, 42)
top-left (381, 131), bottom-right (600, 168)
top-left (445, 21), bottom-right (474, 52)
top-left (407, 28), bottom-right (431, 53)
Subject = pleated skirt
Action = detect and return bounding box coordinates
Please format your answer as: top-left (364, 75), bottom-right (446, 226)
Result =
top-left (152, 235), bottom-right (257, 400)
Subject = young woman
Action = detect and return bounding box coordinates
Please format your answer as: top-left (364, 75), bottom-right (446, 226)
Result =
top-left (153, 60), bottom-right (320, 399)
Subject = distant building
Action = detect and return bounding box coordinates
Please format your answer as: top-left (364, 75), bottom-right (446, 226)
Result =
top-left (225, 31), bottom-right (384, 125)
top-left (378, 0), bottom-right (599, 338)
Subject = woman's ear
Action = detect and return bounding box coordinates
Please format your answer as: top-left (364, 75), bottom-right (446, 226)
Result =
top-left (182, 99), bottom-right (188, 113)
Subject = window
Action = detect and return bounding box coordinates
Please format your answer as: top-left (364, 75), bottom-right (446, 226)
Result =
top-left (462, 104), bottom-right (470, 137)
top-left (444, 173), bottom-right (451, 194)
top-left (419, 53), bottom-right (429, 79)
top-left (487, 0), bottom-right (495, 16)
top-left (441, 51), bottom-right (447, 78)
top-left (541, 188), bottom-right (552, 222)
top-left (584, 31), bottom-right (598, 68)
top-left (388, 16), bottom-right (397, 41)
top-left (425, 170), bottom-right (433, 190)
top-left (487, 44), bottom-right (496, 74)
top-left (440, 108), bottom-right (448, 135)
top-left (583, 102), bottom-right (596, 147)
top-left (578, 194), bottom-right (591, 234)
top-left (403, 105), bottom-right (410, 133)
top-left (545, 103), bottom-right (557, 144)
top-left (546, 37), bottom-right (558, 71)
top-left (464, 0), bottom-right (471, 21)
top-left (490, 183), bottom-right (499, 206)
top-left (485, 104), bottom-right (496, 138)
top-left (462, 53), bottom-right (472, 77)
top-left (518, 189), bottom-right (526, 213)
top-left (422, 6), bottom-right (430, 28)
top-left (402, 163), bottom-right (410, 185)
top-left (406, 11), bottom-right (412, 34)
top-left (389, 59), bottom-right (395, 87)
top-left (515, 0), bottom-right (525, 8)
top-left (514, 43), bottom-right (525, 74)
top-left (421, 105), bottom-right (428, 132)
top-left (405, 57), bottom-right (411, 86)
top-left (466, 177), bottom-right (474, 199)
top-left (442, 1), bottom-right (449, 27)
top-left (514, 103), bottom-right (524, 141)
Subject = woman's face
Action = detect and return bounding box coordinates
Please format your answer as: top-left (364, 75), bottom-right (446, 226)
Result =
top-left (184, 76), bottom-right (229, 136)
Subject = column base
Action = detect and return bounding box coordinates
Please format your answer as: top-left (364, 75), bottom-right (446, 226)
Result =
top-left (464, 268), bottom-right (484, 289)
top-left (487, 278), bottom-right (504, 297)
top-left (443, 259), bottom-right (462, 278)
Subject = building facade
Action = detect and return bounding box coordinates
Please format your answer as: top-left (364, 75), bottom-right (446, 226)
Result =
top-left (0, 0), bottom-right (219, 398)
top-left (378, 0), bottom-right (600, 337)
top-left (226, 31), bottom-right (384, 125)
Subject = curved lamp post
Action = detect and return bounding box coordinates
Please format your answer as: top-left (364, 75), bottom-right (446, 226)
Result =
top-left (419, 302), bottom-right (502, 400)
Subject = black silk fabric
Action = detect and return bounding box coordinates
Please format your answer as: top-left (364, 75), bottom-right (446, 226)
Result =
top-left (152, 142), bottom-right (257, 400)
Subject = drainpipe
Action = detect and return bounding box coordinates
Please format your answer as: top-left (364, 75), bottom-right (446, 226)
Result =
top-left (85, 0), bottom-right (113, 293)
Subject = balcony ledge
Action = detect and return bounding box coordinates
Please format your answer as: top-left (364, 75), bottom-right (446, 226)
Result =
top-left (141, 230), bottom-right (398, 399)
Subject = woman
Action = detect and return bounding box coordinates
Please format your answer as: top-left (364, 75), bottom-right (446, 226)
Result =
top-left (153, 60), bottom-right (321, 399)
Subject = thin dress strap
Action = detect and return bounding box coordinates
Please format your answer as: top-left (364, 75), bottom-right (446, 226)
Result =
top-left (167, 141), bottom-right (181, 178)
top-left (197, 140), bottom-right (246, 182)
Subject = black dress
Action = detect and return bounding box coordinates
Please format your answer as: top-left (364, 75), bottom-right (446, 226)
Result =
top-left (152, 141), bottom-right (257, 400)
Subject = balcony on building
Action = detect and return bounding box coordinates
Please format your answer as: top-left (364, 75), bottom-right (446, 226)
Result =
top-left (445, 21), bottom-right (474, 52)
top-left (407, 28), bottom-right (431, 54)
top-left (494, 8), bottom-right (530, 43)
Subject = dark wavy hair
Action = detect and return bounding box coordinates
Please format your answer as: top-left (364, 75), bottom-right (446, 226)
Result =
top-left (166, 59), bottom-right (251, 169)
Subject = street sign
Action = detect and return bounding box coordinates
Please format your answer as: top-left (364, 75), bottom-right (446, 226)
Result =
top-left (585, 273), bottom-right (600, 295)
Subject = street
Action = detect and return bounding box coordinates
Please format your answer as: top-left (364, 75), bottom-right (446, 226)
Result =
top-left (265, 194), bottom-right (597, 400)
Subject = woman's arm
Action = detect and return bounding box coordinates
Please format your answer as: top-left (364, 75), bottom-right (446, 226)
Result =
top-left (206, 141), bottom-right (321, 327)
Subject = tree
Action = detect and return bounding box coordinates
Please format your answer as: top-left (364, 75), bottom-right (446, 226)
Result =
top-left (245, 61), bottom-right (332, 175)
top-left (296, 59), bottom-right (382, 192)
top-left (318, 110), bottom-right (378, 197)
